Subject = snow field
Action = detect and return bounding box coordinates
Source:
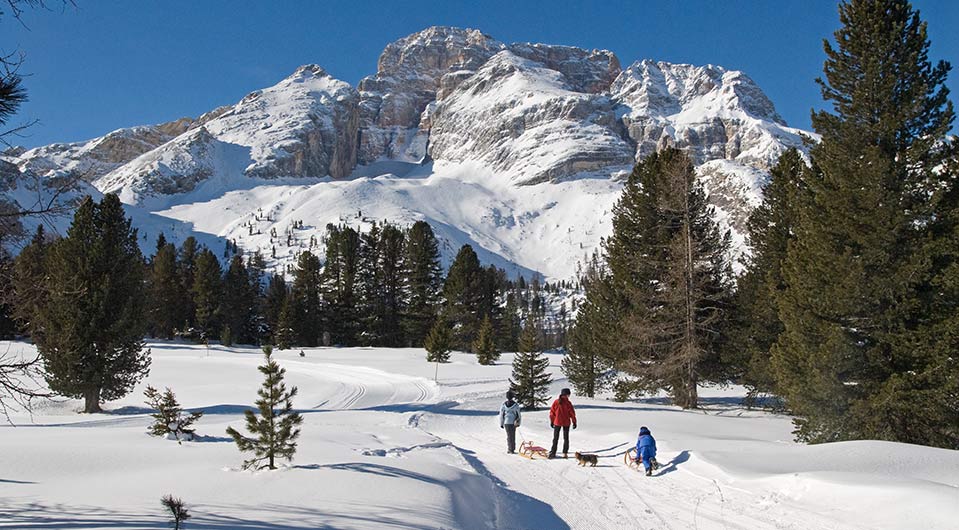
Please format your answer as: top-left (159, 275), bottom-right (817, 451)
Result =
top-left (1, 341), bottom-right (957, 529)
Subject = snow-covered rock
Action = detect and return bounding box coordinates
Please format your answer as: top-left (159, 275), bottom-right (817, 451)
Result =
top-left (3, 26), bottom-right (815, 279)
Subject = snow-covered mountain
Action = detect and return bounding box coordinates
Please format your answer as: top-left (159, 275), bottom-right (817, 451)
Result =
top-left (2, 26), bottom-right (811, 279)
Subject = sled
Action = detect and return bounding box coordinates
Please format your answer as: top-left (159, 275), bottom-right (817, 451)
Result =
top-left (518, 440), bottom-right (550, 459)
top-left (624, 447), bottom-right (660, 472)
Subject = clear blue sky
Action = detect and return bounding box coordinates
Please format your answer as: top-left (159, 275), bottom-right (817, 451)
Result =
top-left (3, 0), bottom-right (957, 148)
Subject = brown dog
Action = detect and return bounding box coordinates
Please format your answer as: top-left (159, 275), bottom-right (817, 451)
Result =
top-left (574, 451), bottom-right (598, 467)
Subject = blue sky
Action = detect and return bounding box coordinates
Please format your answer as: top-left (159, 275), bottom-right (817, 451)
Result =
top-left (3, 0), bottom-right (957, 148)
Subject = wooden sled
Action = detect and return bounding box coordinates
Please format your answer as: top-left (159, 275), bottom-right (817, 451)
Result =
top-left (624, 447), bottom-right (660, 472)
top-left (519, 440), bottom-right (550, 459)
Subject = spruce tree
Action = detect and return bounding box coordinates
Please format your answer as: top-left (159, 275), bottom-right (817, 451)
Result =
top-left (773, 0), bottom-right (958, 446)
top-left (226, 346), bottom-right (303, 470)
top-left (442, 245), bottom-right (484, 350)
top-left (191, 249), bottom-right (222, 341)
top-left (424, 316), bottom-right (453, 363)
top-left (274, 297), bottom-right (295, 350)
top-left (263, 273), bottom-right (288, 343)
top-left (563, 255), bottom-right (615, 398)
top-left (509, 320), bottom-right (552, 409)
top-left (730, 149), bottom-right (807, 400)
top-left (144, 385), bottom-right (203, 443)
top-left (356, 223), bottom-right (384, 345)
top-left (473, 314), bottom-right (499, 365)
top-left (220, 255), bottom-right (257, 345)
top-left (403, 221), bottom-right (443, 346)
top-left (378, 224), bottom-right (406, 346)
top-left (177, 237), bottom-right (199, 330)
top-left (34, 194), bottom-right (150, 413)
top-left (12, 225), bottom-right (49, 337)
top-left (290, 251), bottom-right (322, 347)
top-left (148, 241), bottom-right (183, 340)
top-left (321, 225), bottom-right (360, 345)
top-left (607, 148), bottom-right (733, 409)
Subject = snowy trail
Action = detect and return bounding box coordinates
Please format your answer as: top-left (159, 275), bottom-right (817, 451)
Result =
top-left (2, 343), bottom-right (957, 530)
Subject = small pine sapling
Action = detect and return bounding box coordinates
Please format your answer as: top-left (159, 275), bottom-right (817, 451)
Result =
top-left (144, 386), bottom-right (203, 443)
top-left (160, 494), bottom-right (191, 529)
top-left (226, 346), bottom-right (303, 470)
top-left (424, 317), bottom-right (453, 363)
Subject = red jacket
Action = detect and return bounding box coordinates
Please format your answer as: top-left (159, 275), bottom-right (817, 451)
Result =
top-left (549, 395), bottom-right (577, 427)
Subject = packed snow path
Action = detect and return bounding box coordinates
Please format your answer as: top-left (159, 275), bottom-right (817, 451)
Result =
top-left (1, 342), bottom-right (957, 529)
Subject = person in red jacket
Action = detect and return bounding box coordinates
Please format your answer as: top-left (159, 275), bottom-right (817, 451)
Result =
top-left (548, 388), bottom-right (577, 459)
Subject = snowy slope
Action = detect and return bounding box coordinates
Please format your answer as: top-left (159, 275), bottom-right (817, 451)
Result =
top-left (4, 26), bottom-right (815, 279)
top-left (2, 341), bottom-right (956, 529)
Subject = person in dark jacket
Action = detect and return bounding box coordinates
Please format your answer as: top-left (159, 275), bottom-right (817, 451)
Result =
top-left (634, 426), bottom-right (659, 476)
top-left (499, 390), bottom-right (522, 454)
top-left (548, 388), bottom-right (577, 459)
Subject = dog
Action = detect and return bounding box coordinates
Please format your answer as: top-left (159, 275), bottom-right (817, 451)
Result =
top-left (574, 451), bottom-right (598, 467)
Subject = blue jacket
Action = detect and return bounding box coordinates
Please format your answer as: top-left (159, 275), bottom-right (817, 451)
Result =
top-left (637, 433), bottom-right (656, 459)
top-left (500, 400), bottom-right (521, 427)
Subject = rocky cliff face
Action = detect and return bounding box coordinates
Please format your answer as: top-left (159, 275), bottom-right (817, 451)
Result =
top-left (3, 26), bottom-right (811, 277)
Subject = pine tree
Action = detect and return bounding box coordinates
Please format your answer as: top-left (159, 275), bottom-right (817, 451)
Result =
top-left (473, 314), bottom-right (499, 365)
top-left (226, 346), bottom-right (303, 470)
top-left (177, 237), bottom-right (199, 330)
top-left (378, 224), bottom-right (406, 346)
top-left (290, 251), bottom-right (322, 347)
top-left (563, 254), bottom-right (615, 398)
top-left (160, 495), bottom-right (191, 530)
top-left (443, 245), bottom-right (484, 350)
top-left (509, 320), bottom-right (552, 410)
top-left (148, 241), bottom-right (183, 340)
top-left (144, 385), bottom-right (203, 443)
top-left (274, 297), bottom-right (295, 350)
top-left (773, 0), bottom-right (958, 446)
top-left (607, 148), bottom-right (733, 409)
top-left (356, 223), bottom-right (384, 345)
top-left (321, 225), bottom-right (360, 345)
top-left (424, 316), bottom-right (453, 363)
top-left (34, 194), bottom-right (150, 413)
top-left (220, 255), bottom-right (257, 345)
top-left (263, 273), bottom-right (288, 343)
top-left (730, 149), bottom-right (807, 401)
top-left (191, 249), bottom-right (222, 341)
top-left (402, 221), bottom-right (443, 346)
top-left (12, 225), bottom-right (49, 337)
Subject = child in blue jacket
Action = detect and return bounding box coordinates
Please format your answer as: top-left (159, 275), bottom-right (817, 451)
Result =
top-left (634, 426), bottom-right (659, 476)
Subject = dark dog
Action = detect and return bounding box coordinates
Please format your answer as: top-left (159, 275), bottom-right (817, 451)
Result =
top-left (574, 451), bottom-right (598, 467)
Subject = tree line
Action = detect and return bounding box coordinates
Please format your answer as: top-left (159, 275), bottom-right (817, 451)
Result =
top-left (563, 0), bottom-right (958, 449)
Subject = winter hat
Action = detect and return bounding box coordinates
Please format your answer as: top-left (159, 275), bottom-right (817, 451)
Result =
top-left (560, 388), bottom-right (571, 396)
top-left (506, 390), bottom-right (515, 400)
top-left (639, 426), bottom-right (651, 436)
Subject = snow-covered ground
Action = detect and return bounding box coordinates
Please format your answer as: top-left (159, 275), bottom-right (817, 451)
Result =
top-left (1, 341), bottom-right (956, 529)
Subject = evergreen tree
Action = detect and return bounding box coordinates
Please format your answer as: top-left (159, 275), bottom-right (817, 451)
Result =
top-left (290, 251), bottom-right (322, 347)
top-left (321, 225), bottom-right (360, 344)
top-left (509, 320), bottom-right (552, 409)
top-left (378, 224), bottom-right (406, 346)
top-left (356, 223), bottom-right (384, 345)
top-left (220, 255), bottom-right (257, 345)
top-left (730, 149), bottom-right (807, 400)
top-left (608, 148), bottom-right (733, 409)
top-left (262, 273), bottom-right (288, 343)
top-left (144, 385), bottom-right (203, 443)
top-left (402, 221), bottom-right (443, 346)
top-left (274, 297), bottom-right (295, 350)
top-left (443, 244), bottom-right (484, 350)
top-left (424, 316), bottom-right (453, 363)
top-left (148, 241), bottom-right (182, 340)
top-left (34, 194), bottom-right (150, 413)
top-left (773, 0), bottom-right (958, 446)
top-left (191, 249), bottom-right (222, 341)
top-left (473, 314), bottom-right (499, 365)
top-left (0, 244), bottom-right (15, 339)
top-left (12, 225), bottom-right (49, 337)
top-left (177, 237), bottom-right (199, 330)
top-left (226, 346), bottom-right (303, 470)
top-left (563, 254), bottom-right (615, 398)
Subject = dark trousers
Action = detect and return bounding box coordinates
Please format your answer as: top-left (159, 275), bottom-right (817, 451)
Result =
top-left (505, 424), bottom-right (517, 453)
top-left (550, 425), bottom-right (570, 456)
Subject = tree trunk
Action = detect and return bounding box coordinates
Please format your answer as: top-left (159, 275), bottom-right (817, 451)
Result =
top-left (682, 175), bottom-right (699, 410)
top-left (83, 387), bottom-right (102, 413)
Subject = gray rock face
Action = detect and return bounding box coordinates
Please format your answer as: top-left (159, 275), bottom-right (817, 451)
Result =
top-left (427, 51), bottom-right (634, 184)
top-left (610, 60), bottom-right (802, 169)
top-left (356, 27), bottom-right (507, 164)
top-left (508, 43), bottom-right (621, 94)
